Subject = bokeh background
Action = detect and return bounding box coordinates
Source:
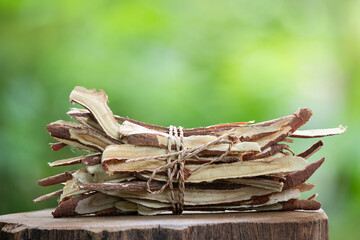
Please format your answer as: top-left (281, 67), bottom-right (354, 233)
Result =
top-left (0, 0), bottom-right (359, 239)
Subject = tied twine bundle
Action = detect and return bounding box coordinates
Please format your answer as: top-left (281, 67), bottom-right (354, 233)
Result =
top-left (126, 127), bottom-right (235, 214)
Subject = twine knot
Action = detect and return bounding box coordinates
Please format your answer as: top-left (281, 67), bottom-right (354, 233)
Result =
top-left (137, 127), bottom-right (236, 214)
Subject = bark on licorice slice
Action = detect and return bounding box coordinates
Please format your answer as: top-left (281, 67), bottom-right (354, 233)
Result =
top-left (38, 171), bottom-right (74, 186)
top-left (52, 193), bottom-right (120, 217)
top-left (46, 120), bottom-right (121, 151)
top-left (33, 189), bottom-right (63, 202)
top-left (48, 153), bottom-right (101, 167)
top-left (283, 157), bottom-right (325, 190)
top-left (49, 142), bottom-right (67, 151)
top-left (297, 140), bottom-right (323, 159)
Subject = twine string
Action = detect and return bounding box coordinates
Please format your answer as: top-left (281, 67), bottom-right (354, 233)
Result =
top-left (141, 127), bottom-right (236, 214)
top-left (167, 126), bottom-right (177, 212)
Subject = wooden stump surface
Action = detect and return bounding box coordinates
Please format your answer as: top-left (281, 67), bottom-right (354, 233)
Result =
top-left (0, 209), bottom-right (328, 240)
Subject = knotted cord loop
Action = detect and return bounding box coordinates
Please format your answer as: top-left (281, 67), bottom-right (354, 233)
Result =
top-left (140, 127), bottom-right (236, 214)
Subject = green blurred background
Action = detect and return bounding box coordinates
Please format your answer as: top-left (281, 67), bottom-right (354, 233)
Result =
top-left (0, 0), bottom-right (358, 239)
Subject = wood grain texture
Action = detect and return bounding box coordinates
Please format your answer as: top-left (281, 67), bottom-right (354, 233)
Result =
top-left (0, 209), bottom-right (328, 240)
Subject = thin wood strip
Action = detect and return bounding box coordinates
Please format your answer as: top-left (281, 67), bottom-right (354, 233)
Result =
top-left (297, 140), bottom-right (323, 159)
top-left (38, 171), bottom-right (75, 186)
top-left (291, 126), bottom-right (346, 138)
top-left (33, 189), bottom-right (63, 202)
top-left (49, 142), bottom-right (67, 151)
top-left (77, 181), bottom-right (164, 192)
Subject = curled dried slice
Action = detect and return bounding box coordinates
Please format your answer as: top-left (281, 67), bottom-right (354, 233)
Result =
top-left (70, 87), bottom-right (120, 140)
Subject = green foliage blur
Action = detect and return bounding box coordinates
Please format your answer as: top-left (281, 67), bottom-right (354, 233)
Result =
top-left (0, 0), bottom-right (359, 238)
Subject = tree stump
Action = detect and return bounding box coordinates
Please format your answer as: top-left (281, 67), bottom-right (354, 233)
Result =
top-left (0, 209), bottom-right (328, 240)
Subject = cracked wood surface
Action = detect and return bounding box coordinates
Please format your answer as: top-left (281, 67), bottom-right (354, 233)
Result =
top-left (0, 209), bottom-right (328, 240)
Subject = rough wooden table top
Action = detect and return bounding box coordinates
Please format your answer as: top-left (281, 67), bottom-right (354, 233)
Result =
top-left (0, 209), bottom-right (328, 240)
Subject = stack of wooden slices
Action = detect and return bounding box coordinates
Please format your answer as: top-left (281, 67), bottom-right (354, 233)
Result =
top-left (35, 87), bottom-right (345, 217)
